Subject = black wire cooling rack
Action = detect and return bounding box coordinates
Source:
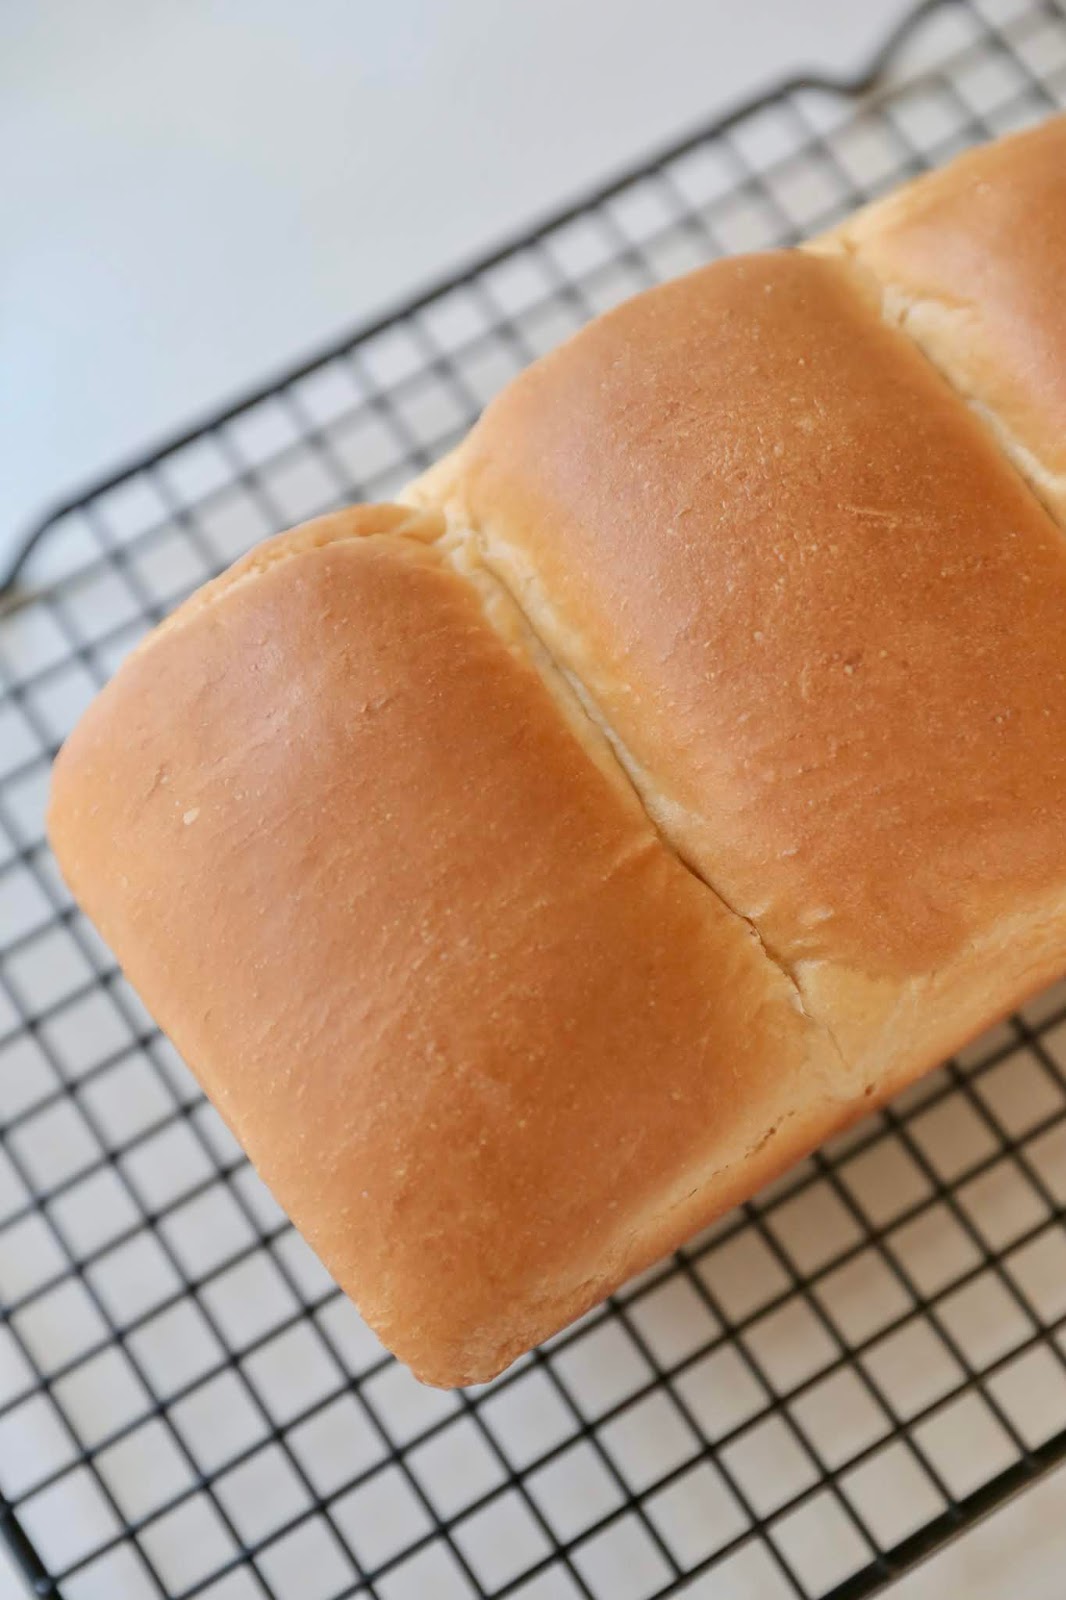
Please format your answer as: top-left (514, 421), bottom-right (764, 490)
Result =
top-left (3, 2), bottom-right (1066, 1596)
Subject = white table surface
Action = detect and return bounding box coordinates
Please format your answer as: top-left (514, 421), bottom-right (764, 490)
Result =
top-left (2, 2), bottom-right (1064, 1595)
top-left (0, 0), bottom-right (912, 562)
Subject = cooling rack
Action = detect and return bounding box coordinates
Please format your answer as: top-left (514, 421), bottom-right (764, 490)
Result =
top-left (3, 2), bottom-right (1066, 1596)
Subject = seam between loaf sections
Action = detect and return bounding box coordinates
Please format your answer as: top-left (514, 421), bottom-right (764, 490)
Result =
top-left (143, 487), bottom-right (850, 1071)
top-left (419, 502), bottom-right (850, 1070)
top-left (806, 236), bottom-right (1066, 534)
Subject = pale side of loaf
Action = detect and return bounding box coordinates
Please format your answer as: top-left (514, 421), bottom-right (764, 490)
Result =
top-left (50, 117), bottom-right (1066, 1386)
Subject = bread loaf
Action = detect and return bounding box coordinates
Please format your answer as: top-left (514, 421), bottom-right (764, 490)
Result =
top-left (49, 115), bottom-right (1066, 1386)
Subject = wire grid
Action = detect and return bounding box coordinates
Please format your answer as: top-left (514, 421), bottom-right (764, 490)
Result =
top-left (3, 1), bottom-right (1066, 1596)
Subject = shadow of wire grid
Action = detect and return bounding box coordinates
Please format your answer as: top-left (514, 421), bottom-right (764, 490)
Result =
top-left (3, 0), bottom-right (1066, 1595)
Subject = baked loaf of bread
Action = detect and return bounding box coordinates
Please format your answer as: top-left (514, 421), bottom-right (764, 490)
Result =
top-left (50, 115), bottom-right (1066, 1386)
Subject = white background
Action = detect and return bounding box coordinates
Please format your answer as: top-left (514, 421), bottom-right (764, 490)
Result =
top-left (1, 1), bottom-right (1065, 1595)
top-left (2, 0), bottom-right (910, 561)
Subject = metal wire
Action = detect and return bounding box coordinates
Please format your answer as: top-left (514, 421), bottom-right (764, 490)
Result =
top-left (2, 2), bottom-right (1066, 1596)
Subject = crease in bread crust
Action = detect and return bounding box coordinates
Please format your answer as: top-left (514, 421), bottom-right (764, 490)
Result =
top-left (143, 491), bottom-right (849, 1074)
top-left (808, 235), bottom-right (1066, 529)
top-left (133, 502), bottom-right (643, 820)
top-left (419, 503), bottom-right (852, 1072)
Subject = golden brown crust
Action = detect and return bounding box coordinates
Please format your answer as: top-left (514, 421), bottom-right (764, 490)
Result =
top-left (49, 120), bottom-right (1066, 1386)
top-left (49, 507), bottom-right (836, 1385)
top-left (810, 114), bottom-right (1066, 517)
top-left (435, 250), bottom-right (1066, 1039)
